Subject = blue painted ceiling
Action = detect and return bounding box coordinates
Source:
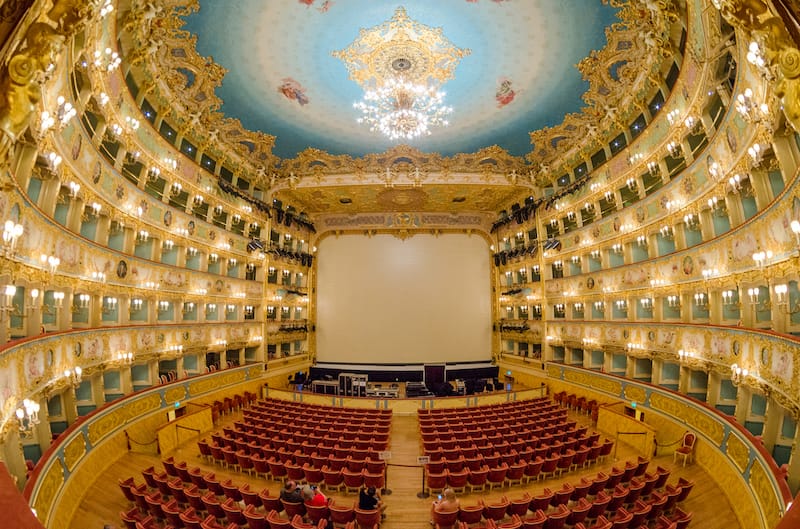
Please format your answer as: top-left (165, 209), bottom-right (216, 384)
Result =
top-left (182, 1), bottom-right (619, 160)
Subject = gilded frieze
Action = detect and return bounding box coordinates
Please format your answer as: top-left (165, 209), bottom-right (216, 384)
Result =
top-left (563, 370), bottom-right (622, 397)
top-left (31, 458), bottom-right (64, 528)
top-left (87, 393), bottom-right (160, 445)
top-left (164, 386), bottom-right (186, 405)
top-left (678, 399), bottom-right (726, 445)
top-left (624, 385), bottom-right (647, 404)
top-left (726, 431), bottom-right (750, 472)
top-left (546, 364), bottom-right (562, 379)
top-left (63, 432), bottom-right (87, 472)
top-left (749, 458), bottom-right (783, 529)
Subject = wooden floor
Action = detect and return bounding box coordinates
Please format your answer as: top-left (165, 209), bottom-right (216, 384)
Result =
top-left (70, 404), bottom-right (742, 529)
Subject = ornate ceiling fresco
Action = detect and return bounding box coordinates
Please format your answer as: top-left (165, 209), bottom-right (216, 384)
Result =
top-left (180, 0), bottom-right (619, 160)
top-left (121, 0), bottom-right (679, 214)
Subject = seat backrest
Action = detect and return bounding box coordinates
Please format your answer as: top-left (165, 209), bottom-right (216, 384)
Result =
top-left (682, 432), bottom-right (695, 448)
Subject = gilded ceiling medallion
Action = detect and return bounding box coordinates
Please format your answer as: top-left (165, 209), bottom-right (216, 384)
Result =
top-left (376, 187), bottom-right (427, 210)
top-left (332, 6), bottom-right (470, 89)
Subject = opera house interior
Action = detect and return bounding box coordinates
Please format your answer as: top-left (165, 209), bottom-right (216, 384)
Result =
top-left (1, 0), bottom-right (800, 528)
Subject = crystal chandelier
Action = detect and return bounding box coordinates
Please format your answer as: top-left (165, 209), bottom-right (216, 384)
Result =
top-left (334, 7), bottom-right (469, 142)
top-left (354, 78), bottom-right (452, 141)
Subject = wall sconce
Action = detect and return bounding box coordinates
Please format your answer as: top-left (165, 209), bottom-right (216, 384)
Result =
top-left (666, 295), bottom-right (681, 308)
top-left (752, 250), bottom-right (773, 269)
top-left (182, 302), bottom-right (195, 314)
top-left (102, 296), bottom-right (118, 314)
top-left (666, 109), bottom-right (680, 126)
top-left (532, 265), bottom-right (540, 275)
top-left (146, 166), bottom-right (162, 183)
top-left (2, 220), bottom-right (24, 256)
top-left (91, 271), bottom-right (106, 283)
top-left (163, 157), bottom-right (178, 171)
top-left (736, 87), bottom-right (771, 127)
top-left (730, 363), bottom-right (749, 386)
top-left (748, 143), bottom-right (765, 166)
top-left (136, 230), bottom-right (149, 243)
top-left (72, 294), bottom-right (90, 312)
top-left (773, 284), bottom-right (800, 314)
top-left (28, 289), bottom-right (41, 313)
top-left (571, 256), bottom-right (580, 265)
top-left (626, 342), bottom-right (644, 353)
top-left (640, 297), bottom-right (653, 311)
top-left (789, 220), bottom-right (800, 248)
top-left (707, 196), bottom-right (727, 215)
top-left (64, 366), bottom-right (82, 388)
top-left (206, 303), bottom-right (217, 314)
top-left (554, 303), bottom-right (565, 315)
top-left (228, 258), bottom-right (237, 267)
top-left (693, 292), bottom-right (709, 309)
top-left (603, 190), bottom-right (615, 203)
top-left (130, 298), bottom-right (143, 312)
top-left (773, 283), bottom-right (787, 304)
top-left (40, 254), bottom-right (60, 275)
top-left (213, 204), bottom-right (224, 216)
top-left (666, 141), bottom-right (682, 157)
top-left (232, 214), bottom-right (241, 224)
top-left (611, 243), bottom-right (622, 253)
top-left (549, 218), bottom-right (558, 228)
top-left (553, 260), bottom-right (563, 270)
top-left (747, 287), bottom-right (760, 304)
top-left (209, 253), bottom-right (218, 263)
top-left (647, 160), bottom-right (659, 176)
top-left (615, 300), bottom-right (627, 312)
top-left (187, 247), bottom-right (198, 257)
top-left (157, 300), bottom-right (170, 313)
top-left (628, 152), bottom-right (644, 165)
top-left (593, 301), bottom-right (604, 311)
top-left (193, 195), bottom-right (204, 207)
top-left (92, 46), bottom-right (121, 71)
top-left (590, 250), bottom-right (600, 259)
top-left (573, 302), bottom-right (583, 312)
top-left (15, 399), bottom-right (40, 438)
top-left (566, 211), bottom-right (575, 221)
top-left (38, 151), bottom-right (62, 176)
top-left (583, 202), bottom-right (594, 213)
top-left (163, 240), bottom-right (174, 250)
top-left (727, 173), bottom-right (750, 196)
top-left (226, 304), bottom-right (236, 314)
top-left (626, 177), bottom-right (638, 191)
top-left (244, 305), bottom-right (255, 318)
top-left (143, 281), bottom-right (159, 290)
top-left (0, 285), bottom-right (17, 312)
top-left (636, 235), bottom-right (647, 247)
top-left (683, 115), bottom-right (702, 134)
top-left (683, 213), bottom-right (698, 230)
top-left (721, 289), bottom-right (737, 306)
top-left (678, 349), bottom-right (693, 362)
top-left (701, 268), bottom-right (719, 280)
top-left (117, 352), bottom-right (134, 365)
top-left (47, 291), bottom-right (65, 313)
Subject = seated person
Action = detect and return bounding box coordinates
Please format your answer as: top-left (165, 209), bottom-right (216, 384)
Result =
top-left (431, 487), bottom-right (460, 515)
top-left (302, 485), bottom-right (327, 506)
top-left (359, 486), bottom-right (386, 514)
top-left (280, 480), bottom-right (303, 503)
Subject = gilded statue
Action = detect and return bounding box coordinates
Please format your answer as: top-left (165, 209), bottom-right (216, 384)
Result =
top-left (0, 23), bottom-right (65, 156)
top-left (714, 0), bottom-right (800, 133)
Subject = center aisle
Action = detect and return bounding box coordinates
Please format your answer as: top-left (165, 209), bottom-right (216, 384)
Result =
top-left (380, 414), bottom-right (433, 528)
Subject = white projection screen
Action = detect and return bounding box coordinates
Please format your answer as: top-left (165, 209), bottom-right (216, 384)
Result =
top-left (315, 234), bottom-right (492, 364)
